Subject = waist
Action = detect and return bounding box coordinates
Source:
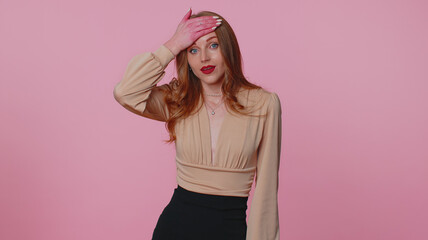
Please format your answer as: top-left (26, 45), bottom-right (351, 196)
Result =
top-left (175, 157), bottom-right (256, 197)
top-left (174, 185), bottom-right (248, 210)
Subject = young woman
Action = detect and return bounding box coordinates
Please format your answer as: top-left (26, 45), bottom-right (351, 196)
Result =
top-left (114, 9), bottom-right (281, 240)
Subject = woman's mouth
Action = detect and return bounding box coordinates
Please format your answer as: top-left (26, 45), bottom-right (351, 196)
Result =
top-left (200, 65), bottom-right (215, 74)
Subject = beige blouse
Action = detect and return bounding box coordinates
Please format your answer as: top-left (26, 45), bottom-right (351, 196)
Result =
top-left (113, 45), bottom-right (282, 240)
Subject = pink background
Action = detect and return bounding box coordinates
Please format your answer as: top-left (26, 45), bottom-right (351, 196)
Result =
top-left (1, 0), bottom-right (427, 239)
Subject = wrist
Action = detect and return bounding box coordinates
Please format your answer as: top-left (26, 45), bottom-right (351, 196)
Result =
top-left (164, 40), bottom-right (180, 57)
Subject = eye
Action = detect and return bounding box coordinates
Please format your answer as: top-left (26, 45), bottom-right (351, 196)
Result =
top-left (210, 43), bottom-right (219, 49)
top-left (189, 48), bottom-right (197, 54)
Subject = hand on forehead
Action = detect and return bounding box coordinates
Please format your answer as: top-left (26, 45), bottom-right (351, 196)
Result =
top-left (164, 9), bottom-right (222, 55)
top-left (191, 32), bottom-right (218, 47)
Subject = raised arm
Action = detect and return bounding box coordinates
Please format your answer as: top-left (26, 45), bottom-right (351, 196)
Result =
top-left (113, 8), bottom-right (222, 121)
top-left (113, 45), bottom-right (175, 121)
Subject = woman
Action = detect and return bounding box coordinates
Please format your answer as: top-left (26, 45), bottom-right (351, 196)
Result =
top-left (113, 9), bottom-right (281, 240)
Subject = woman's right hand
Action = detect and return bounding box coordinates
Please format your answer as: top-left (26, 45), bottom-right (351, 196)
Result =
top-left (164, 8), bottom-right (222, 56)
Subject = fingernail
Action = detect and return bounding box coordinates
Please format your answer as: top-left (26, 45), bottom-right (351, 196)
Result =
top-left (216, 22), bottom-right (221, 25)
top-left (212, 26), bottom-right (217, 30)
top-left (187, 7), bottom-right (191, 13)
top-left (216, 19), bottom-right (222, 22)
top-left (213, 16), bottom-right (220, 19)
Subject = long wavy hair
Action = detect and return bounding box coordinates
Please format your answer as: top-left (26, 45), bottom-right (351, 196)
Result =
top-left (162, 11), bottom-right (261, 143)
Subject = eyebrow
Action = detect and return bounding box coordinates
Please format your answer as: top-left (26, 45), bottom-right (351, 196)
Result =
top-left (190, 36), bottom-right (218, 47)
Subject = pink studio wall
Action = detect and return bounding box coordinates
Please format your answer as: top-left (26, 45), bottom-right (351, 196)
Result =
top-left (1, 0), bottom-right (427, 239)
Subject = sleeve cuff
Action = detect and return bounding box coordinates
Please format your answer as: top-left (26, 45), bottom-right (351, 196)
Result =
top-left (153, 45), bottom-right (176, 69)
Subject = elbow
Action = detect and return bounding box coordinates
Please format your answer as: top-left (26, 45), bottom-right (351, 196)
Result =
top-left (113, 84), bottom-right (126, 105)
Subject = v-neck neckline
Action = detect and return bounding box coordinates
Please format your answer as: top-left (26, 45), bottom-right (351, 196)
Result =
top-left (202, 100), bottom-right (228, 166)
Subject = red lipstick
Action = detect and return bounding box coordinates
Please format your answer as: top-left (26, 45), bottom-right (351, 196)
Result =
top-left (200, 65), bottom-right (215, 74)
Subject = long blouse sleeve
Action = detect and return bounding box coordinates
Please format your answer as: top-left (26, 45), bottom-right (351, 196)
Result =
top-left (113, 45), bottom-right (175, 122)
top-left (247, 92), bottom-right (282, 240)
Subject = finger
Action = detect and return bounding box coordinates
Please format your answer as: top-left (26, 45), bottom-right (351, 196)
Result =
top-left (194, 26), bottom-right (218, 39)
top-left (188, 18), bottom-right (221, 31)
top-left (186, 15), bottom-right (220, 24)
top-left (181, 7), bottom-right (192, 22)
top-left (193, 21), bottom-right (221, 32)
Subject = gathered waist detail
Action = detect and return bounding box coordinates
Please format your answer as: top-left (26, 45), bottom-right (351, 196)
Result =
top-left (175, 157), bottom-right (256, 197)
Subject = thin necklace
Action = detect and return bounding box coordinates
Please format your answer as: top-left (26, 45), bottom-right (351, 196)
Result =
top-left (205, 98), bottom-right (224, 115)
top-left (204, 92), bottom-right (222, 97)
top-left (203, 91), bottom-right (222, 97)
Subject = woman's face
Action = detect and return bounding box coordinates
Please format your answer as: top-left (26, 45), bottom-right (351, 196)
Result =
top-left (187, 32), bottom-right (226, 89)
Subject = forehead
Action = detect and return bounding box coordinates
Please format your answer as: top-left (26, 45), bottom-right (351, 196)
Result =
top-left (193, 32), bottom-right (218, 46)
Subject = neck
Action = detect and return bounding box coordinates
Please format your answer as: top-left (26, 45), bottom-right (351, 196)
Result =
top-left (201, 82), bottom-right (222, 95)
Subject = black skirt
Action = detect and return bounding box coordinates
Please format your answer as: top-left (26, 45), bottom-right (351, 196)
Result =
top-left (152, 185), bottom-right (248, 240)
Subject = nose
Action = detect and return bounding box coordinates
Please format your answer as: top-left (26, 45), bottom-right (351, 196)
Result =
top-left (200, 49), bottom-right (210, 63)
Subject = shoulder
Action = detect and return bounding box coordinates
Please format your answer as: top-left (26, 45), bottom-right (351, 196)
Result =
top-left (237, 87), bottom-right (281, 113)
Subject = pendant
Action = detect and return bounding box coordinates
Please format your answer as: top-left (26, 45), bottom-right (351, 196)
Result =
top-left (211, 111), bottom-right (215, 115)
